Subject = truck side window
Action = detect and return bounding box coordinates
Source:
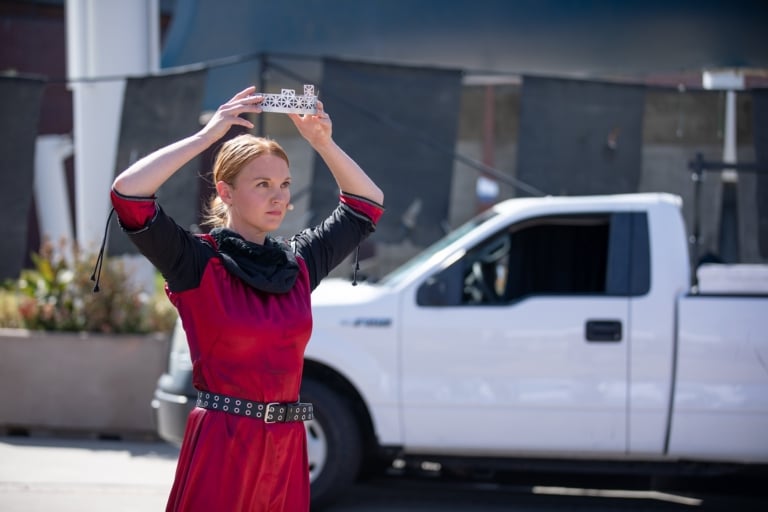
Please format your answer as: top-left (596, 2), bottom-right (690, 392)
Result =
top-left (461, 215), bottom-right (612, 304)
top-left (462, 235), bottom-right (511, 304)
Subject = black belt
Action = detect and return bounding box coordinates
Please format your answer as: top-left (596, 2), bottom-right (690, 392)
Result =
top-left (195, 390), bottom-right (313, 423)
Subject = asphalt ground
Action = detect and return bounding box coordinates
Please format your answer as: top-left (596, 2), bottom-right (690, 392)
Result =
top-left (1, 435), bottom-right (765, 512)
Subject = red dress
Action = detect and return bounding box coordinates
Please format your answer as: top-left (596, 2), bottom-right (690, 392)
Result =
top-left (111, 190), bottom-right (383, 511)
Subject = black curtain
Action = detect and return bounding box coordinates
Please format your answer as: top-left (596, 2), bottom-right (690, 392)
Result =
top-left (109, 70), bottom-right (207, 255)
top-left (516, 76), bottom-right (645, 196)
top-left (0, 76), bottom-right (46, 280)
top-left (753, 89), bottom-right (768, 258)
top-left (311, 59), bottom-right (463, 246)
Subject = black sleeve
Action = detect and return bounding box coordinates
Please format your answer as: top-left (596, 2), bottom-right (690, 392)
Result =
top-left (290, 203), bottom-right (377, 291)
top-left (121, 206), bottom-right (213, 293)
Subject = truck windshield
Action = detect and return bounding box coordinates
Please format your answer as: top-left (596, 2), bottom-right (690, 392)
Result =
top-left (378, 209), bottom-right (499, 287)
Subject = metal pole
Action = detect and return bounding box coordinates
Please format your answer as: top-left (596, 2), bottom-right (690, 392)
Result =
top-left (690, 153), bottom-right (704, 272)
top-left (258, 53), bottom-right (268, 137)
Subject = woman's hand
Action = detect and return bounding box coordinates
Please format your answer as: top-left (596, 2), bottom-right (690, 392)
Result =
top-left (288, 100), bottom-right (333, 149)
top-left (113, 86), bottom-right (264, 197)
top-left (197, 86), bottom-right (263, 142)
top-left (288, 99), bottom-right (384, 205)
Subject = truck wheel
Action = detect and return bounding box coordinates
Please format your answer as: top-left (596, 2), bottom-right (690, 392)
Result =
top-left (302, 377), bottom-right (362, 508)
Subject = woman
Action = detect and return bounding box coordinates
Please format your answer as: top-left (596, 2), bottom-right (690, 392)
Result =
top-left (110, 86), bottom-right (384, 511)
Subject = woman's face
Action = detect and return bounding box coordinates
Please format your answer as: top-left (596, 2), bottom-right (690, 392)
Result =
top-left (218, 153), bottom-right (292, 243)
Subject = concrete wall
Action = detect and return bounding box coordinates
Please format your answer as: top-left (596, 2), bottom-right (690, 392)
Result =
top-left (0, 329), bottom-right (170, 438)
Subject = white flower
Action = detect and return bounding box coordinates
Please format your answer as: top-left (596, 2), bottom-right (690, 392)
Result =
top-left (57, 269), bottom-right (74, 284)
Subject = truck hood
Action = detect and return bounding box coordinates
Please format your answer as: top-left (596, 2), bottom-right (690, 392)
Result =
top-left (310, 278), bottom-right (387, 306)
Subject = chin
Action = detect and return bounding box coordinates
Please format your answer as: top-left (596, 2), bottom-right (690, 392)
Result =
top-left (262, 218), bottom-right (284, 230)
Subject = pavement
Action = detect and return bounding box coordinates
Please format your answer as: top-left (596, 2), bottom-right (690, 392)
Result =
top-left (2, 434), bottom-right (766, 512)
top-left (0, 435), bottom-right (180, 512)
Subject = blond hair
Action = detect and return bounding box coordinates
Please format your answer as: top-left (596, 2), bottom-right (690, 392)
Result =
top-left (201, 134), bottom-right (290, 229)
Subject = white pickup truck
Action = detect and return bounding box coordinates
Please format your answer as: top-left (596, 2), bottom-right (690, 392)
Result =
top-left (153, 192), bottom-right (768, 507)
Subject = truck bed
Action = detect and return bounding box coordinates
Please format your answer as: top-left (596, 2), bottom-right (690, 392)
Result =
top-left (696, 263), bottom-right (768, 295)
top-left (669, 294), bottom-right (768, 463)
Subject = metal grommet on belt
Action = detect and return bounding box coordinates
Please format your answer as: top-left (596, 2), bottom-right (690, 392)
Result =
top-left (196, 390), bottom-right (313, 423)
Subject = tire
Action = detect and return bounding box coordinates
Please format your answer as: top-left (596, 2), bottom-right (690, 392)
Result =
top-left (301, 377), bottom-right (363, 509)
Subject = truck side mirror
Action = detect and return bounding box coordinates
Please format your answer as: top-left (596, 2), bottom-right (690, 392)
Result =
top-left (416, 276), bottom-right (446, 306)
top-left (416, 264), bottom-right (462, 306)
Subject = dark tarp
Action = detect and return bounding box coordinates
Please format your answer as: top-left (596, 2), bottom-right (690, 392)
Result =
top-left (310, 59), bottom-right (463, 246)
top-left (516, 75), bottom-right (645, 196)
top-left (753, 88), bottom-right (768, 259)
top-left (0, 76), bottom-right (46, 280)
top-left (108, 70), bottom-right (208, 255)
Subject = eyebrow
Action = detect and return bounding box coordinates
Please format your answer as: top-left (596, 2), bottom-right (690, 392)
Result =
top-left (250, 176), bottom-right (292, 181)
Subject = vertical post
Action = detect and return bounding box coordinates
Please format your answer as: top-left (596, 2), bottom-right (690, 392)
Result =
top-left (65, 0), bottom-right (159, 249)
top-left (702, 69), bottom-right (744, 262)
top-left (34, 135), bottom-right (75, 250)
top-left (703, 70), bottom-right (744, 171)
top-left (257, 53), bottom-right (268, 137)
top-left (722, 90), bottom-right (738, 177)
top-left (476, 84), bottom-right (498, 211)
top-left (689, 153), bottom-right (704, 279)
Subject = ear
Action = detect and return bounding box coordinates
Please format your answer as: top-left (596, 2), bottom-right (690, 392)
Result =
top-left (215, 181), bottom-right (233, 205)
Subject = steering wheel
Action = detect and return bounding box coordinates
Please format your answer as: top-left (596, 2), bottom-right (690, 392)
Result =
top-left (462, 261), bottom-right (499, 304)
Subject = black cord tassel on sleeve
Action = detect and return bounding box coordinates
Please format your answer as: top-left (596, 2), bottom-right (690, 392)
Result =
top-left (90, 207), bottom-right (115, 293)
top-left (351, 245), bottom-right (360, 286)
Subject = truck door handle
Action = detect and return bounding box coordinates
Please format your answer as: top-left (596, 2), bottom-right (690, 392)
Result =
top-left (585, 320), bottom-right (622, 342)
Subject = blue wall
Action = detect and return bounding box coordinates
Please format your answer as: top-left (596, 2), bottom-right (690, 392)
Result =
top-left (162, 0), bottom-right (768, 106)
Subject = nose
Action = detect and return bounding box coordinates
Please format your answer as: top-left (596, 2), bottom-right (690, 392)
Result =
top-left (272, 188), bottom-right (290, 204)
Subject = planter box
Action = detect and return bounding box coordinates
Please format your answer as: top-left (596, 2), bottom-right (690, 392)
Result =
top-left (0, 328), bottom-right (170, 437)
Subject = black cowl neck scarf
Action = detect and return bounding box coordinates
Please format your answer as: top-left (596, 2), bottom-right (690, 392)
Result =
top-left (209, 228), bottom-right (299, 294)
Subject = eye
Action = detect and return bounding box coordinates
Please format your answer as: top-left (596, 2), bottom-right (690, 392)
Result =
top-left (281, 181), bottom-right (292, 189)
top-left (256, 181), bottom-right (270, 188)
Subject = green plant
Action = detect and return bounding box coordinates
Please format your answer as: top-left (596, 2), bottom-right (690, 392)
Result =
top-left (0, 288), bottom-right (24, 328)
top-left (0, 239), bottom-right (176, 334)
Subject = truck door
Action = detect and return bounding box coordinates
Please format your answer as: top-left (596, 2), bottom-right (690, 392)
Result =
top-left (400, 212), bottom-right (648, 456)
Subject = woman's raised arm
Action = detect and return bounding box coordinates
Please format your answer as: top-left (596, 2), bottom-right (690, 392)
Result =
top-left (288, 101), bottom-right (384, 205)
top-left (112, 86), bottom-right (263, 197)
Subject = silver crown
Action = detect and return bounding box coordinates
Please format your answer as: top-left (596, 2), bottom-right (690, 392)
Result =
top-left (256, 84), bottom-right (317, 114)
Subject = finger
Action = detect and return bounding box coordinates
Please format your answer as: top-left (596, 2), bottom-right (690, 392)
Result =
top-left (220, 99), bottom-right (262, 117)
top-left (232, 94), bottom-right (263, 108)
top-left (231, 85), bottom-right (256, 101)
top-left (231, 117), bottom-right (255, 130)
